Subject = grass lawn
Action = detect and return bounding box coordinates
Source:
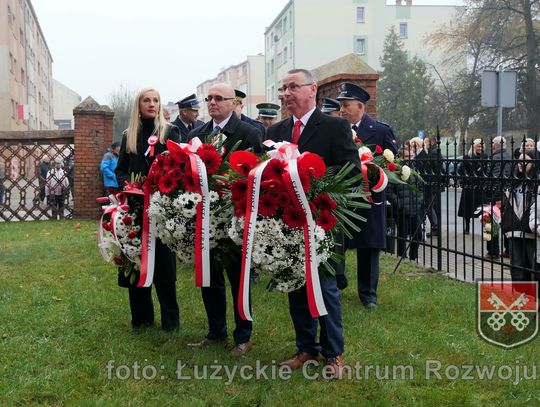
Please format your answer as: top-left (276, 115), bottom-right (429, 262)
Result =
top-left (0, 220), bottom-right (539, 406)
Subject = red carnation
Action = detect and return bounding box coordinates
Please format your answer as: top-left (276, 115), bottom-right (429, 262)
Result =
top-left (316, 210), bottom-right (337, 231)
top-left (297, 152), bottom-right (326, 179)
top-left (375, 145), bottom-right (383, 154)
top-left (128, 230), bottom-right (138, 239)
top-left (234, 200), bottom-right (246, 217)
top-left (482, 214), bottom-right (491, 223)
top-left (231, 179), bottom-right (248, 202)
top-left (282, 206), bottom-right (306, 229)
top-left (169, 150), bottom-right (189, 168)
top-left (158, 174), bottom-right (178, 194)
top-left (168, 168), bottom-right (183, 180)
top-left (197, 148), bottom-right (222, 175)
top-left (261, 179), bottom-right (284, 192)
top-left (387, 162), bottom-right (397, 172)
top-left (229, 151), bottom-right (259, 176)
top-left (113, 256), bottom-right (124, 266)
top-left (299, 172), bottom-right (312, 192)
top-left (122, 215), bottom-right (133, 226)
top-left (276, 192), bottom-right (291, 207)
top-left (102, 221), bottom-right (112, 232)
top-left (314, 193), bottom-right (337, 211)
top-left (258, 193), bottom-right (279, 217)
top-left (263, 159), bottom-right (286, 180)
top-left (355, 137), bottom-right (362, 143)
top-left (182, 171), bottom-right (197, 192)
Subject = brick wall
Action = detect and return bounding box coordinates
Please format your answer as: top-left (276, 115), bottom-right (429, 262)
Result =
top-left (73, 97), bottom-right (114, 219)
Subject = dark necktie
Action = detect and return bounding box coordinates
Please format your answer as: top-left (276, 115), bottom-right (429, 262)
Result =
top-left (352, 124), bottom-right (359, 133)
top-left (292, 120), bottom-right (302, 144)
top-left (211, 125), bottom-right (222, 135)
top-left (188, 123), bottom-right (194, 131)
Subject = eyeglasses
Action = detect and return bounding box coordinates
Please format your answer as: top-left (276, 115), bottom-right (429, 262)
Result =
top-left (277, 83), bottom-right (313, 94)
top-left (205, 95), bottom-right (235, 102)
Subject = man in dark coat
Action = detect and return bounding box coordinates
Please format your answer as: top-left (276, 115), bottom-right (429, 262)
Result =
top-left (187, 83), bottom-right (262, 357)
top-left (266, 69), bottom-right (361, 380)
top-left (171, 94), bottom-right (204, 142)
top-left (233, 89), bottom-right (266, 141)
top-left (337, 82), bottom-right (399, 309)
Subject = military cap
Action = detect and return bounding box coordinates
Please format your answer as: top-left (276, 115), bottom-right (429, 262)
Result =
top-left (321, 97), bottom-right (341, 113)
top-left (176, 94), bottom-right (200, 110)
top-left (336, 82), bottom-right (370, 103)
top-left (235, 89), bottom-right (247, 102)
top-left (256, 102), bottom-right (280, 118)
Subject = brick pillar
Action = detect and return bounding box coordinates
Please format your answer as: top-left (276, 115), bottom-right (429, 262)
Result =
top-left (73, 97), bottom-right (114, 219)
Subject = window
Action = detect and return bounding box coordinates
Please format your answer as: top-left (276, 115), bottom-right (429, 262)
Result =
top-left (277, 52), bottom-right (282, 66)
top-left (283, 16), bottom-right (288, 33)
top-left (19, 28), bottom-right (24, 45)
top-left (355, 38), bottom-right (366, 55)
top-left (356, 7), bottom-right (365, 23)
top-left (270, 58), bottom-right (274, 72)
top-left (399, 22), bottom-right (408, 38)
top-left (21, 68), bottom-right (25, 85)
top-left (9, 53), bottom-right (14, 73)
top-left (283, 46), bottom-right (288, 63)
top-left (271, 85), bottom-right (275, 100)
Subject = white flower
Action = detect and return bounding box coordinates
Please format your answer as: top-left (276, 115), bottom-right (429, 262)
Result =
top-left (401, 165), bottom-right (411, 181)
top-left (483, 233), bottom-right (492, 241)
top-left (484, 223), bottom-right (492, 233)
top-left (383, 149), bottom-right (395, 163)
top-left (208, 191), bottom-right (219, 202)
top-left (165, 219), bottom-right (176, 231)
top-left (358, 146), bottom-right (371, 157)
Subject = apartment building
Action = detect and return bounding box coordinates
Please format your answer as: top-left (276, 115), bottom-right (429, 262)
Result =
top-left (196, 54), bottom-right (265, 122)
top-left (0, 0), bottom-right (54, 130)
top-left (264, 0), bottom-right (460, 103)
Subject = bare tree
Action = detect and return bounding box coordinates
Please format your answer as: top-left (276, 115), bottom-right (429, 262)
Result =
top-left (108, 85), bottom-right (135, 142)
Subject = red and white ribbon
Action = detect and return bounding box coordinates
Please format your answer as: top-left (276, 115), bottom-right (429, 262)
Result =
top-left (145, 134), bottom-right (159, 157)
top-left (239, 140), bottom-right (328, 320)
top-left (139, 190), bottom-right (156, 287)
top-left (97, 193), bottom-right (127, 262)
top-left (166, 138), bottom-right (211, 287)
top-left (359, 147), bottom-right (388, 205)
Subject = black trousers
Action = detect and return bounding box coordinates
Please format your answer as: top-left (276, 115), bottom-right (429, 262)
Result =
top-left (127, 238), bottom-right (179, 331)
top-left (201, 257), bottom-right (252, 345)
top-left (356, 248), bottom-right (380, 304)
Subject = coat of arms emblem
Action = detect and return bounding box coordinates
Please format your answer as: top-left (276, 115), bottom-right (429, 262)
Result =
top-left (477, 281), bottom-right (538, 349)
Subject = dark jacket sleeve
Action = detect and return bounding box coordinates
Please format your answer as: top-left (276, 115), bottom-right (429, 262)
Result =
top-left (242, 126), bottom-right (264, 154)
top-left (115, 135), bottom-right (129, 187)
top-left (330, 117), bottom-right (361, 176)
top-left (167, 124), bottom-right (180, 143)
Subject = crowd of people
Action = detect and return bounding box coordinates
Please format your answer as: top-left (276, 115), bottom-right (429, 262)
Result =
top-left (101, 68), bottom-right (539, 381)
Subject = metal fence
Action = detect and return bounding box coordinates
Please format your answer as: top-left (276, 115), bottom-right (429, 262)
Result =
top-left (0, 131), bottom-right (74, 222)
top-left (387, 136), bottom-right (540, 282)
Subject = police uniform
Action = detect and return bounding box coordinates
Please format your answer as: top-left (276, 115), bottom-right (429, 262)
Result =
top-left (337, 83), bottom-right (399, 307)
top-left (256, 102), bottom-right (280, 128)
top-left (235, 90), bottom-right (266, 140)
top-left (171, 94), bottom-right (204, 142)
top-left (321, 98), bottom-right (341, 115)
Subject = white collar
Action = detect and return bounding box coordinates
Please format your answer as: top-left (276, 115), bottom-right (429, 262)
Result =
top-left (292, 106), bottom-right (316, 127)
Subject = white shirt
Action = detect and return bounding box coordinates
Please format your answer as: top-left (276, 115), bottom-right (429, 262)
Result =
top-left (292, 106), bottom-right (316, 137)
top-left (213, 114), bottom-right (233, 131)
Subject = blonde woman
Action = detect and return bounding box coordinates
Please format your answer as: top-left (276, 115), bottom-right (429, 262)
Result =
top-left (115, 88), bottom-right (180, 331)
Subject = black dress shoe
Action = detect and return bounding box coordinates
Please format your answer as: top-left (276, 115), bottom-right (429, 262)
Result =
top-left (336, 274), bottom-right (348, 290)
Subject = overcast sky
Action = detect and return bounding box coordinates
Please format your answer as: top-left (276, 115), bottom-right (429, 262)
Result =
top-left (31, 0), bottom-right (462, 106)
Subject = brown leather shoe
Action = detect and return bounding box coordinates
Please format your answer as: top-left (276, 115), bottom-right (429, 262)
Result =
top-left (324, 355), bottom-right (345, 380)
top-left (187, 337), bottom-right (227, 348)
top-left (279, 351), bottom-right (319, 369)
top-left (230, 341), bottom-right (253, 357)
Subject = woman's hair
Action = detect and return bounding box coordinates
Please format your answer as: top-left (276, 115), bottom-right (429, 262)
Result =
top-left (125, 88), bottom-right (169, 154)
top-left (468, 138), bottom-right (484, 155)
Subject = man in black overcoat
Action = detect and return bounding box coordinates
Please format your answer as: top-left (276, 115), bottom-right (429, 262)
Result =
top-left (187, 83), bottom-right (262, 356)
top-left (265, 69), bottom-right (361, 379)
top-left (337, 82), bottom-right (399, 309)
top-left (171, 94), bottom-right (204, 142)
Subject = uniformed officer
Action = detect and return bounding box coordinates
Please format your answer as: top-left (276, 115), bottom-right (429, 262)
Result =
top-left (255, 102), bottom-right (280, 128)
top-left (336, 82), bottom-right (398, 308)
top-left (321, 97), bottom-right (341, 117)
top-left (171, 94), bottom-right (204, 142)
top-left (233, 90), bottom-right (266, 140)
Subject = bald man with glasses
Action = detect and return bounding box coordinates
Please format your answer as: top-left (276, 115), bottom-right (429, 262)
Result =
top-left (187, 83), bottom-right (262, 357)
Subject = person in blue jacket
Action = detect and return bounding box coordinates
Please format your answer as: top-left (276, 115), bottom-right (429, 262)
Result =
top-left (100, 141), bottom-right (121, 194)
